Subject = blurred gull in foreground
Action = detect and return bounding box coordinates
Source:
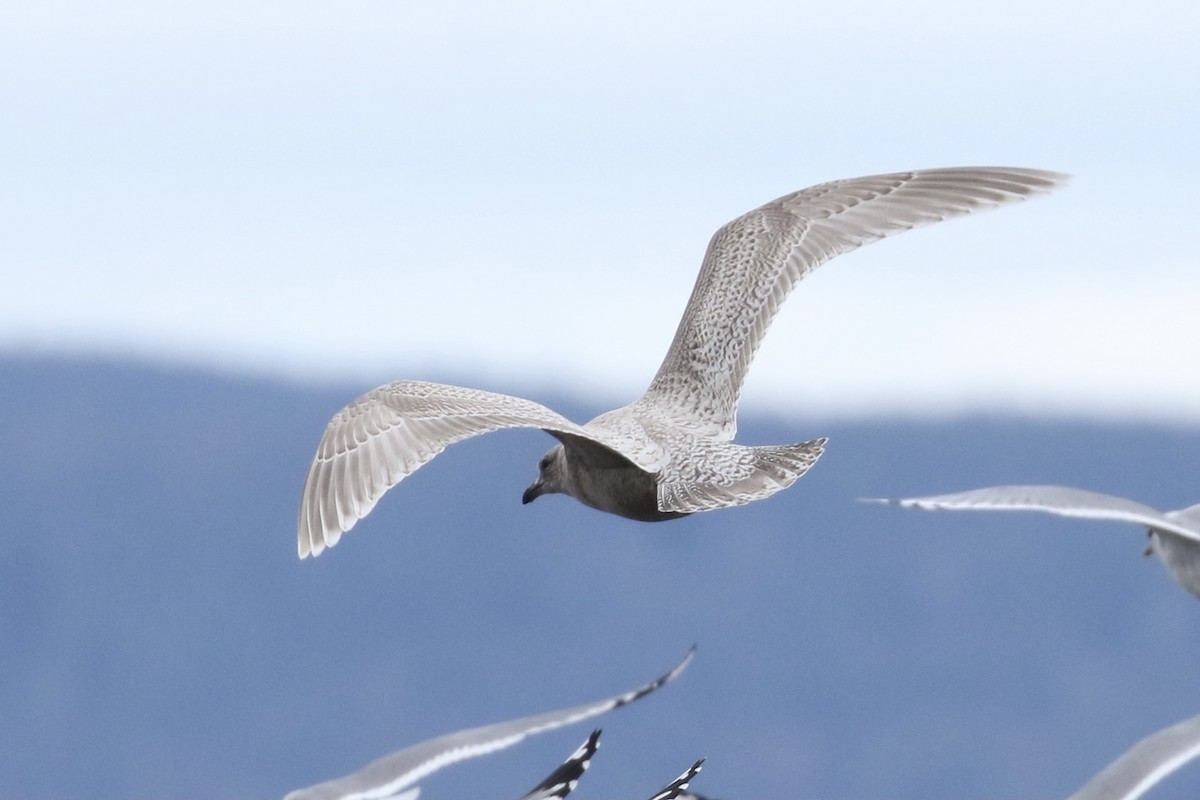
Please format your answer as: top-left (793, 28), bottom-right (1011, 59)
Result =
top-left (298, 167), bottom-right (1066, 557)
top-left (868, 485), bottom-right (1200, 599)
top-left (283, 647), bottom-right (693, 800)
top-left (530, 708), bottom-right (1200, 800)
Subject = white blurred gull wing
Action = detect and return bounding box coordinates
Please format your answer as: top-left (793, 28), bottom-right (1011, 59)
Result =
top-left (283, 647), bottom-right (694, 800)
top-left (517, 729), bottom-right (601, 800)
top-left (642, 167), bottom-right (1067, 439)
top-left (1068, 713), bottom-right (1200, 800)
top-left (1167, 502), bottom-right (1200, 531)
top-left (297, 380), bottom-right (656, 558)
top-left (867, 485), bottom-right (1200, 543)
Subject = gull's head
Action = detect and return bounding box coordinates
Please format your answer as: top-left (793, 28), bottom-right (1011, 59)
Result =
top-left (1143, 526), bottom-right (1200, 600)
top-left (523, 443), bottom-right (568, 505)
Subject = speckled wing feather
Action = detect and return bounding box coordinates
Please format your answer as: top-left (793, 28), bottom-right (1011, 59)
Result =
top-left (1068, 713), bottom-right (1200, 800)
top-left (283, 648), bottom-right (694, 800)
top-left (518, 730), bottom-right (601, 800)
top-left (656, 437), bottom-right (827, 514)
top-left (643, 167), bottom-right (1068, 439)
top-left (869, 485), bottom-right (1200, 543)
top-left (297, 381), bottom-right (659, 558)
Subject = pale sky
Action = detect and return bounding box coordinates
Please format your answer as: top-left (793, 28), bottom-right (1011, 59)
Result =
top-left (4, 1), bottom-right (1199, 421)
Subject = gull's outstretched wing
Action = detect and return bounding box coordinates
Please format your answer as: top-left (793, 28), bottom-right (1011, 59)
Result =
top-left (645, 759), bottom-right (706, 800)
top-left (643, 167), bottom-right (1067, 439)
top-left (517, 730), bottom-right (601, 800)
top-left (283, 647), bottom-right (695, 800)
top-left (297, 381), bottom-right (653, 558)
top-left (867, 485), bottom-right (1200, 543)
top-left (1068, 713), bottom-right (1200, 800)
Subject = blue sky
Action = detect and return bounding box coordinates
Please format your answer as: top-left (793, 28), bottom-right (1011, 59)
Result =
top-left (5, 7), bottom-right (1200, 798)
top-left (3, 1), bottom-right (1199, 420)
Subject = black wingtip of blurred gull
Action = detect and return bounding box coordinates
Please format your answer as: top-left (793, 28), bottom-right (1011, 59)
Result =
top-left (645, 758), bottom-right (706, 800)
top-left (517, 729), bottom-right (601, 800)
top-left (282, 647), bottom-right (694, 800)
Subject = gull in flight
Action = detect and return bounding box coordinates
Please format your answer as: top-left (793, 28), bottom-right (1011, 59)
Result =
top-left (298, 167), bottom-right (1066, 557)
top-left (282, 648), bottom-right (693, 800)
top-left (869, 486), bottom-right (1200, 599)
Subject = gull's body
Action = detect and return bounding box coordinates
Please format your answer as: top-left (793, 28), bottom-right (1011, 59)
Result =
top-left (283, 648), bottom-right (692, 800)
top-left (873, 485), bottom-right (1200, 599)
top-left (299, 167), bottom-right (1065, 557)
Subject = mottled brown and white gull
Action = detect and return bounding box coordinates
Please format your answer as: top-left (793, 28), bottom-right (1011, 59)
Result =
top-left (868, 485), bottom-right (1200, 599)
top-left (298, 167), bottom-right (1066, 557)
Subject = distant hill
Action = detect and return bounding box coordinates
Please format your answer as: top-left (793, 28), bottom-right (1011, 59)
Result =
top-left (3, 355), bottom-right (1200, 799)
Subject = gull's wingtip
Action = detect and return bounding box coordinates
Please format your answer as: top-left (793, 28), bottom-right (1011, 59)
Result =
top-left (859, 496), bottom-right (925, 508)
top-left (623, 645), bottom-right (697, 706)
top-left (298, 524), bottom-right (345, 560)
top-left (673, 645), bottom-right (698, 678)
top-left (1032, 167), bottom-right (1072, 186)
top-left (297, 528), bottom-right (325, 560)
top-left (983, 165), bottom-right (1071, 189)
top-left (647, 756), bottom-right (706, 800)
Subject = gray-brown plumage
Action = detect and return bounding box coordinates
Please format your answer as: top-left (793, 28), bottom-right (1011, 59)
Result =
top-left (298, 167), bottom-right (1066, 557)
